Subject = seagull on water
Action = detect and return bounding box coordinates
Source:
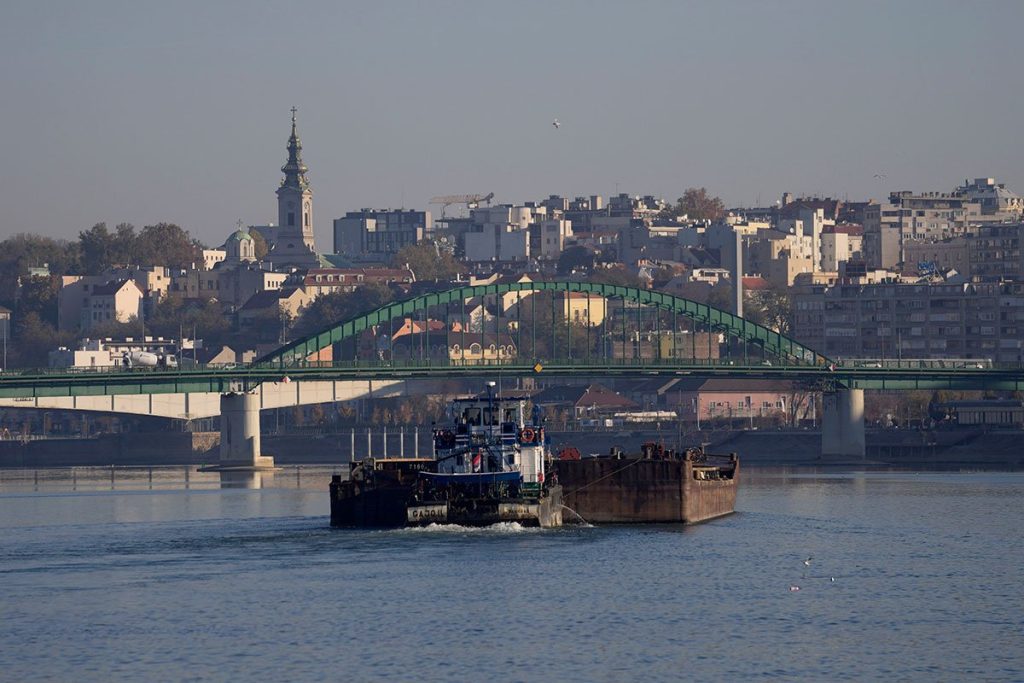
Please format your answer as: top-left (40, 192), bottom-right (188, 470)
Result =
top-left (789, 585), bottom-right (801, 592)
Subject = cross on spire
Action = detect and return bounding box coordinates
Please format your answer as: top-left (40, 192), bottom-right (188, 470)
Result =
top-left (290, 106), bottom-right (298, 124)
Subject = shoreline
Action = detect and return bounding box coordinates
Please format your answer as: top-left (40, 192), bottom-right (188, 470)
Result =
top-left (1, 427), bottom-right (1022, 470)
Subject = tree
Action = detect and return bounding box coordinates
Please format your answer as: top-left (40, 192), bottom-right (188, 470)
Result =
top-left (88, 316), bottom-right (144, 340)
top-left (669, 187), bottom-right (726, 222)
top-left (147, 297), bottom-right (232, 349)
top-left (589, 266), bottom-right (642, 289)
top-left (293, 283), bottom-right (395, 337)
top-left (135, 223), bottom-right (203, 269)
top-left (743, 285), bottom-right (793, 334)
top-left (557, 246), bottom-right (594, 275)
top-left (79, 223), bottom-right (116, 273)
top-left (16, 276), bottom-right (60, 326)
top-left (391, 241), bottom-right (461, 281)
top-left (250, 230), bottom-right (269, 261)
top-left (0, 234), bottom-right (80, 306)
top-left (9, 312), bottom-right (71, 368)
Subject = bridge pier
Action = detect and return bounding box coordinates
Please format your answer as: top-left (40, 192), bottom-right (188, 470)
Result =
top-left (821, 389), bottom-right (865, 458)
top-left (210, 392), bottom-right (276, 471)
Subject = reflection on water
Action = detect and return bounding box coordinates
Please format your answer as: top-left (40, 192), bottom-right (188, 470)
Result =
top-left (219, 470), bottom-right (268, 489)
top-left (0, 465), bottom-right (343, 493)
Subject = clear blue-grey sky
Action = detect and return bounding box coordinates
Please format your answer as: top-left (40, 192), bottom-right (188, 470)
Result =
top-left (1, 0), bottom-right (1022, 246)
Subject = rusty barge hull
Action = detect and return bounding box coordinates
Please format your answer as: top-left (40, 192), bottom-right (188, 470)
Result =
top-left (555, 456), bottom-right (738, 524)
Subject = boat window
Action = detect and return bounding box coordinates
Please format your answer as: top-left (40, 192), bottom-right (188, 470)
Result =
top-left (463, 408), bottom-right (482, 426)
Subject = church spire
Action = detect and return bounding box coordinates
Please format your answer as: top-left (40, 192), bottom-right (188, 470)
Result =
top-left (279, 106), bottom-right (310, 193)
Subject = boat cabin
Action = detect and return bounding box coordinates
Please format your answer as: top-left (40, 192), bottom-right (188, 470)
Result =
top-left (433, 395), bottom-right (545, 483)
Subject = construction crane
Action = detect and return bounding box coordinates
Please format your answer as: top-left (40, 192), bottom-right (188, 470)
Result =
top-left (429, 192), bottom-right (495, 218)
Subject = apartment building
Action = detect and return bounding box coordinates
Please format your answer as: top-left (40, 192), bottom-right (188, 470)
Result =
top-left (956, 177), bottom-right (1023, 219)
top-left (333, 209), bottom-right (432, 261)
top-left (792, 281), bottom-right (1024, 362)
top-left (864, 191), bottom-right (982, 268)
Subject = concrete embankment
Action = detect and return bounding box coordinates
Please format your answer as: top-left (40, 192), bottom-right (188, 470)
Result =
top-left (0, 433), bottom-right (220, 468)
top-left (2, 428), bottom-right (1023, 469)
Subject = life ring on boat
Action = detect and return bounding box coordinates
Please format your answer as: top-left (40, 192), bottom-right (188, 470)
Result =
top-left (520, 428), bottom-right (536, 443)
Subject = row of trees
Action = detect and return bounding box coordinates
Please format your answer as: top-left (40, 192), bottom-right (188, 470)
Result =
top-left (0, 223), bottom-right (205, 308)
top-left (78, 222), bottom-right (203, 273)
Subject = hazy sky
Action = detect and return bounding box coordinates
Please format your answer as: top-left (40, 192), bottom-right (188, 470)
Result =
top-left (2, 0), bottom-right (1022, 246)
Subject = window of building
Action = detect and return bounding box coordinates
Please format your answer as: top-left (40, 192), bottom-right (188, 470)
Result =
top-left (288, 212), bottom-right (295, 226)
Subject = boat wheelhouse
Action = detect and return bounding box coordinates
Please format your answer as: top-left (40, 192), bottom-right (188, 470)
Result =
top-left (407, 390), bottom-right (562, 527)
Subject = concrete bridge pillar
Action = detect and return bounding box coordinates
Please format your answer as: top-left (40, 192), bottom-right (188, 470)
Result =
top-left (822, 389), bottom-right (865, 458)
top-left (217, 392), bottom-right (275, 470)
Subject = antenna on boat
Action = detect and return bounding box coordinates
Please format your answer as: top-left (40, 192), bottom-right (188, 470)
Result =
top-left (486, 381), bottom-right (497, 473)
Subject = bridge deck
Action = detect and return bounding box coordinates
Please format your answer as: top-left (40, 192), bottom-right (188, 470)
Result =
top-left (2, 360), bottom-right (1024, 399)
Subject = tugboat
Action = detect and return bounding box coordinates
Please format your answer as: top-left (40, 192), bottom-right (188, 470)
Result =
top-left (330, 384), bottom-right (562, 528)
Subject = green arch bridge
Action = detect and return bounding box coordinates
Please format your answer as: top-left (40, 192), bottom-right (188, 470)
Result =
top-left (2, 281), bottom-right (1023, 399)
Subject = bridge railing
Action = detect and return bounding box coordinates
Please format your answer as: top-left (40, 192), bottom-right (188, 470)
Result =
top-left (3, 357), bottom-right (1024, 379)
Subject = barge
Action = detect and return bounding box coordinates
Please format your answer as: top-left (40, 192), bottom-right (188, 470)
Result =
top-left (330, 389), bottom-right (737, 527)
top-left (555, 442), bottom-right (738, 524)
top-left (331, 390), bottom-right (562, 528)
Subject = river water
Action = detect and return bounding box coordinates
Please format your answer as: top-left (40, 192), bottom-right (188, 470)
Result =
top-left (0, 466), bottom-right (1021, 682)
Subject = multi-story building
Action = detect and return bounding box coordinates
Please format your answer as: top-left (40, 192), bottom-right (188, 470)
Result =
top-left (562, 291), bottom-right (607, 326)
top-left (902, 237), bottom-right (970, 276)
top-left (462, 205), bottom-right (541, 262)
top-left (607, 193), bottom-right (666, 218)
top-left (81, 279), bottom-right (145, 331)
top-left (169, 265), bottom-right (287, 307)
top-left (792, 281), bottom-right (1024, 362)
top-left (202, 249), bottom-right (227, 270)
top-left (967, 223), bottom-right (1024, 281)
top-left (333, 209), bottom-right (432, 261)
top-left (896, 222), bottom-right (1023, 280)
top-left (956, 177), bottom-right (1023, 219)
top-left (864, 191), bottom-right (982, 268)
top-left (819, 225), bottom-right (863, 272)
top-left (747, 230), bottom-right (814, 286)
top-left (530, 218), bottom-right (573, 260)
top-left (301, 267), bottom-right (414, 298)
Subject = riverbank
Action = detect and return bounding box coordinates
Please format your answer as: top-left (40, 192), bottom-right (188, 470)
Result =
top-left (2, 426), bottom-right (1023, 469)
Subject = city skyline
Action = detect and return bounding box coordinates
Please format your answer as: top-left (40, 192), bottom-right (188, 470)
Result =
top-left (2, 0), bottom-right (1023, 244)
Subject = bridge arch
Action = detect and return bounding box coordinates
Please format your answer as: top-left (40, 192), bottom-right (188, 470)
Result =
top-left (258, 281), bottom-right (826, 367)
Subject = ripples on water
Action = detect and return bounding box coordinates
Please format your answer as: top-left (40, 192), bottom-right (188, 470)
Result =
top-left (0, 466), bottom-right (1022, 682)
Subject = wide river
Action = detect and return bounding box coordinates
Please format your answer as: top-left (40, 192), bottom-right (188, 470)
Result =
top-left (0, 465), bottom-right (1021, 682)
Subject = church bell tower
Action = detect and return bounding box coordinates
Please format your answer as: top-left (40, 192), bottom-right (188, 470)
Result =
top-left (271, 107), bottom-right (319, 267)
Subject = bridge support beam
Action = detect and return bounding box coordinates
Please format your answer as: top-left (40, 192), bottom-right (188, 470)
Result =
top-left (822, 389), bottom-right (865, 458)
top-left (214, 392), bottom-right (276, 470)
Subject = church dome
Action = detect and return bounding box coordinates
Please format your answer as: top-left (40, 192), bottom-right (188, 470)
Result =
top-left (229, 229), bottom-right (253, 242)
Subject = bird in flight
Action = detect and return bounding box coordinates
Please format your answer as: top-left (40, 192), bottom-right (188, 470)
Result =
top-left (552, 118), bottom-right (561, 129)
top-left (873, 173), bottom-right (887, 179)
